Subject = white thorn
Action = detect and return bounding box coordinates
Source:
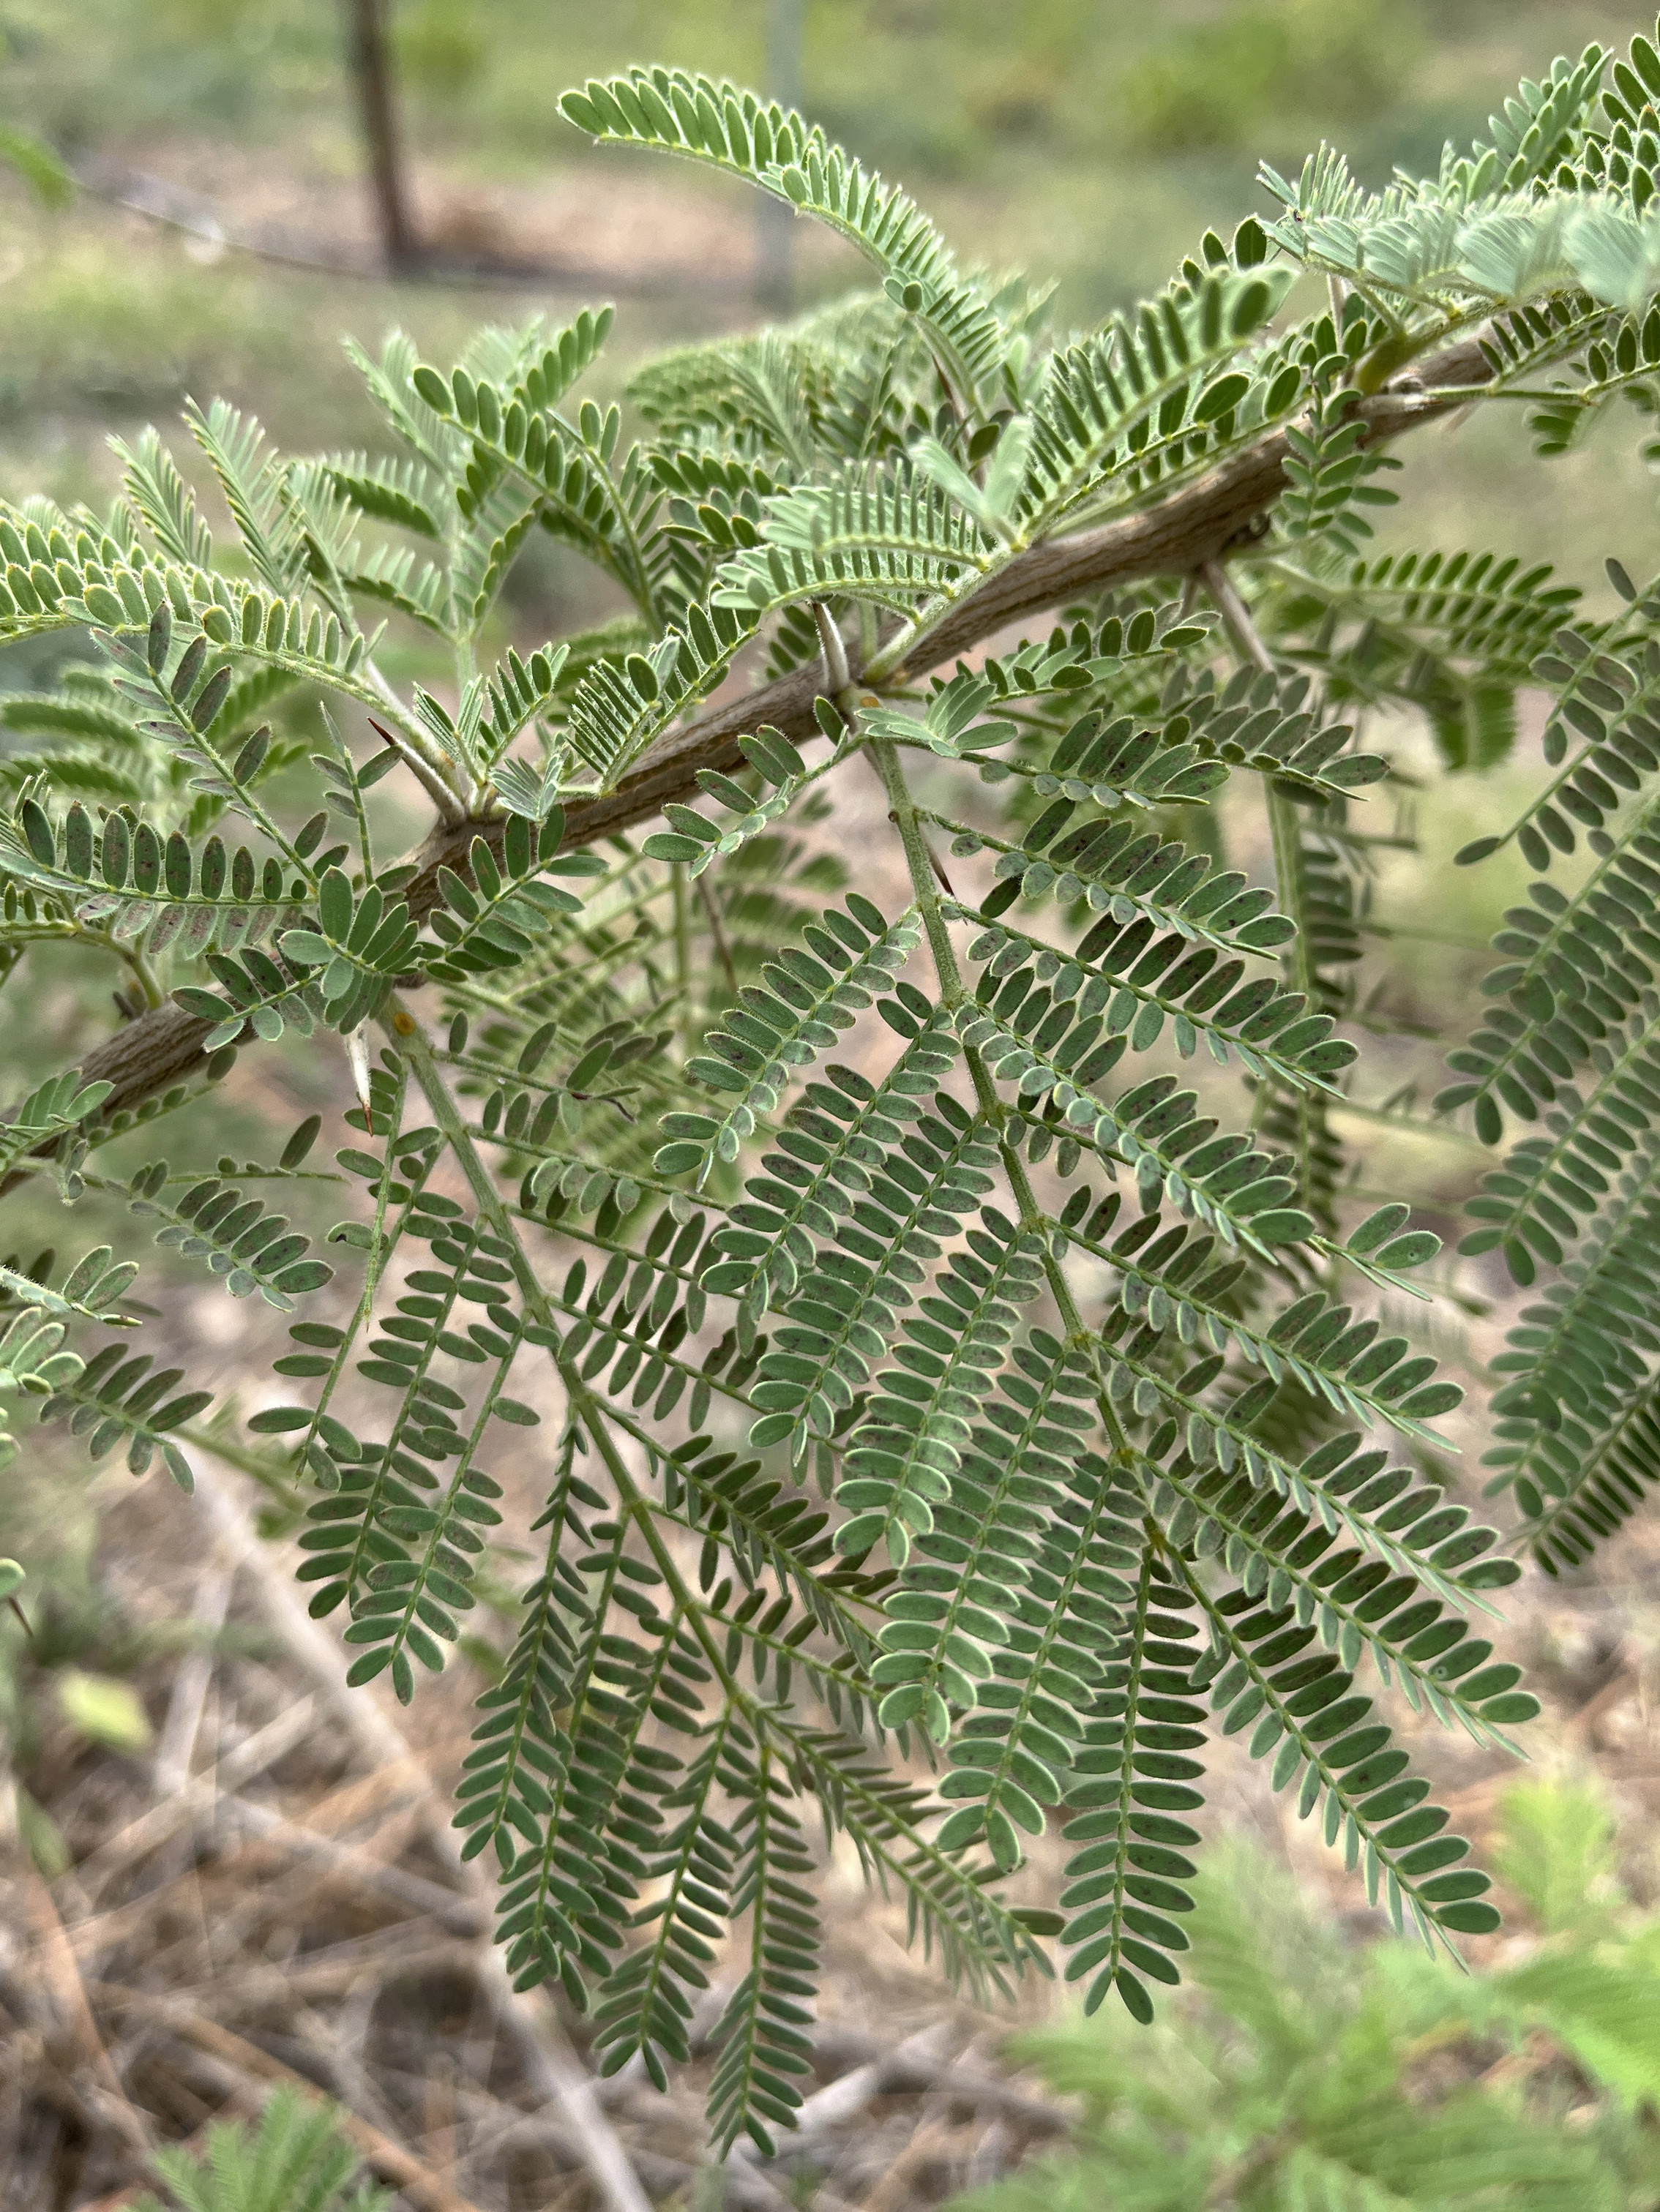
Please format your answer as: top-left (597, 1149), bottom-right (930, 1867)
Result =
top-left (345, 1024), bottom-right (373, 1131)
top-left (812, 599), bottom-right (851, 696)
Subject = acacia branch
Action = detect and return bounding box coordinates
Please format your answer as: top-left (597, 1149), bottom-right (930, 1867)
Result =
top-left (2, 340), bottom-right (1490, 1150)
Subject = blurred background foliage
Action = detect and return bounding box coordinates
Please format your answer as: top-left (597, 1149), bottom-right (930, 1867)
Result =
top-left (946, 1779), bottom-right (1660, 2212)
top-left (0, 1), bottom-right (1648, 470)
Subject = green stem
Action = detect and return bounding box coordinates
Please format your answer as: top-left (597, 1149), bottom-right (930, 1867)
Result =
top-left (867, 733), bottom-right (1127, 1451)
top-left (672, 866), bottom-right (693, 1060)
top-left (398, 1003), bottom-right (564, 1332)
top-left (319, 704), bottom-right (377, 877)
top-left (1349, 311), bottom-right (1482, 395)
top-left (1265, 784), bottom-right (1318, 1008)
top-left (867, 734), bottom-right (962, 1000)
top-left (1200, 558), bottom-right (1331, 1208)
top-left (573, 1403), bottom-right (763, 1706)
top-left (398, 1000), bottom-right (822, 1702)
top-left (178, 1420), bottom-right (308, 1507)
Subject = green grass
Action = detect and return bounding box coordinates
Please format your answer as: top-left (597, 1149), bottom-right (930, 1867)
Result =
top-left (945, 1782), bottom-right (1660, 2211)
top-left (0, 1), bottom-right (1650, 577)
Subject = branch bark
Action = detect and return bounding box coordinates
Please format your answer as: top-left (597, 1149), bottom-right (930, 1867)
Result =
top-left (2, 340), bottom-right (1491, 1154)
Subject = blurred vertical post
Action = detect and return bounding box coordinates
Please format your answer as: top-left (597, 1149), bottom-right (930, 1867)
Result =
top-left (345, 0), bottom-right (419, 272)
top-left (755, 0), bottom-right (803, 313)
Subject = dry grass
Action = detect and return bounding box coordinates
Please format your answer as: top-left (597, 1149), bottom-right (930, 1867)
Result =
top-left (6, 1390), bottom-right (1660, 2211)
top-left (0, 1430), bottom-right (1082, 2212)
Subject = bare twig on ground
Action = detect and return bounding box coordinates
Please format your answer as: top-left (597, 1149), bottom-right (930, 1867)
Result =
top-left (20, 1867), bottom-right (153, 2163)
top-left (71, 2082), bottom-right (264, 2212)
top-left (1566, 1665), bottom-right (1641, 1746)
top-left (181, 1790), bottom-right (486, 1930)
top-left (806, 2026), bottom-right (1069, 2135)
top-left (68, 1696), bottom-right (318, 1900)
top-left (152, 1561), bottom-right (235, 1802)
top-left (749, 2021), bottom-right (954, 2147)
top-left (853, 2116), bottom-right (965, 2212)
top-left (105, 1998), bottom-right (493, 2212)
top-left (963, 2114), bottom-right (1014, 2190)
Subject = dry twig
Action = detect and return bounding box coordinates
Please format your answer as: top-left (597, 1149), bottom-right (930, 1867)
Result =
top-left (69, 1696), bottom-right (318, 1900)
top-left (110, 1998), bottom-right (492, 2212)
top-left (20, 1867), bottom-right (152, 2162)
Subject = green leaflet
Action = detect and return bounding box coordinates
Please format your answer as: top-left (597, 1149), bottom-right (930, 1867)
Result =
top-left (1042, 1192), bottom-right (1460, 1445)
top-left (1056, 1553), bottom-right (1207, 2022)
top-left (706, 1009), bottom-right (965, 1313)
top-left (1018, 264), bottom-right (1296, 536)
top-left (36, 1336), bottom-right (211, 1490)
top-left (705, 1749), bottom-right (820, 2157)
top-left (637, 334), bottom-right (820, 476)
top-left (136, 2084), bottom-right (390, 2212)
top-left (1453, 588), bottom-right (1660, 870)
top-left (319, 449), bottom-right (444, 539)
top-left (1136, 1414), bottom-right (1518, 1620)
top-left (711, 465), bottom-right (999, 618)
top-left (7, 21), bottom-right (1660, 2156)
top-left (1275, 544), bottom-right (1581, 689)
top-left (1278, 391), bottom-right (1402, 561)
top-left (558, 69), bottom-right (1012, 399)
top-left (833, 1204), bottom-right (1050, 1565)
top-left (0, 1305), bottom-right (86, 1395)
top-left (642, 724), bottom-right (810, 877)
top-left (5, 795), bottom-right (299, 972)
top-left (1180, 1569), bottom-right (1500, 1960)
top-left (1460, 1002), bottom-right (1660, 1283)
top-left (563, 602), bottom-right (756, 786)
top-left (654, 896), bottom-right (922, 1186)
top-left (984, 805), bottom-right (1300, 957)
top-left (745, 1091), bottom-right (1001, 1459)
top-left (932, 1450), bottom-right (1137, 1862)
top-left (1483, 1150), bottom-right (1660, 1569)
top-left (124, 1160), bottom-right (332, 1311)
top-left (957, 997), bottom-right (1320, 1254)
top-left (878, 1335), bottom-right (1134, 1769)
top-left (960, 912), bottom-right (1355, 1092)
top-left (1152, 1450), bottom-right (1533, 1747)
top-left (414, 813), bottom-right (598, 986)
top-left (0, 1067), bottom-right (113, 1180)
top-left (1443, 794), bottom-right (1660, 1142)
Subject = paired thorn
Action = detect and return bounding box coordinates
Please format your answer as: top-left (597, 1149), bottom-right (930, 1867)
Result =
top-left (924, 838), bottom-right (957, 896)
